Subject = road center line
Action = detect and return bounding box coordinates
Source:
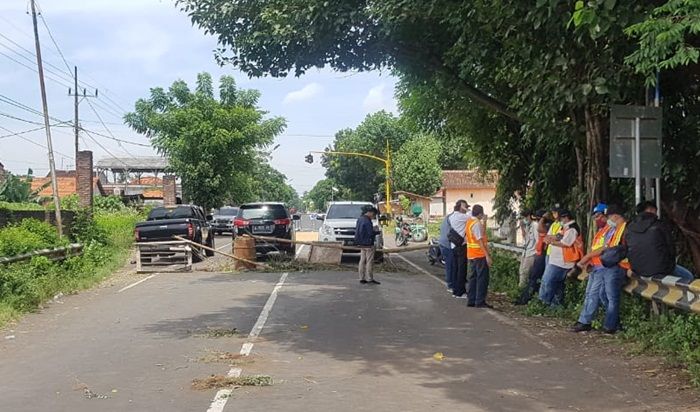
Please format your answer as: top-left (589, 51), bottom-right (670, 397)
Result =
top-left (206, 272), bottom-right (289, 412)
top-left (393, 253), bottom-right (554, 351)
top-left (117, 274), bottom-right (156, 293)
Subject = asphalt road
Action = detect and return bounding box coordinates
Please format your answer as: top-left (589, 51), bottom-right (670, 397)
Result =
top-left (0, 238), bottom-right (696, 411)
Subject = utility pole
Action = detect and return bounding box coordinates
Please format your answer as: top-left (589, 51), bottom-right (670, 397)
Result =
top-left (30, 0), bottom-right (62, 237)
top-left (68, 66), bottom-right (97, 160)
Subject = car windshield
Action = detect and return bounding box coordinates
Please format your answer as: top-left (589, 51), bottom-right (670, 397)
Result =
top-left (147, 206), bottom-right (195, 220)
top-left (326, 204), bottom-right (365, 219)
top-left (239, 205), bottom-right (287, 220)
top-left (215, 207), bottom-right (239, 216)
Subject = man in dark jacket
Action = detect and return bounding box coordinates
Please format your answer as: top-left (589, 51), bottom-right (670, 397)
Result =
top-left (626, 201), bottom-right (694, 283)
top-left (355, 205), bottom-right (381, 285)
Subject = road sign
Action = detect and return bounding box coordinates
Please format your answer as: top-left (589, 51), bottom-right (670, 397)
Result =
top-left (609, 105), bottom-right (662, 178)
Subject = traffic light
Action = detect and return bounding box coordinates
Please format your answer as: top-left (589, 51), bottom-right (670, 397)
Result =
top-left (305, 154), bottom-right (314, 164)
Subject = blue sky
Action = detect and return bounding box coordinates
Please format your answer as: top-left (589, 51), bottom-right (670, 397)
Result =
top-left (0, 0), bottom-right (398, 195)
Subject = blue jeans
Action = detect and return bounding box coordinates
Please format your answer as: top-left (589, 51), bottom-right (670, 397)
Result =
top-left (674, 265), bottom-right (695, 284)
top-left (539, 264), bottom-right (568, 307)
top-left (440, 246), bottom-right (455, 289)
top-left (577, 267), bottom-right (605, 325)
top-left (599, 266), bottom-right (626, 331)
top-left (467, 257), bottom-right (490, 305)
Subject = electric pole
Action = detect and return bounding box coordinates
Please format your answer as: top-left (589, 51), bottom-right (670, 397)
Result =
top-left (30, 0), bottom-right (63, 237)
top-left (68, 66), bottom-right (97, 160)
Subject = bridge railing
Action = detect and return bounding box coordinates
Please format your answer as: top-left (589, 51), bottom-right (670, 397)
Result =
top-left (0, 243), bottom-right (83, 265)
top-left (490, 241), bottom-right (700, 315)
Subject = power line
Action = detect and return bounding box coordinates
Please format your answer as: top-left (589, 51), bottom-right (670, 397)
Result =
top-left (85, 98), bottom-right (143, 155)
top-left (0, 34), bottom-right (74, 84)
top-left (80, 126), bottom-right (152, 148)
top-left (0, 125), bottom-right (73, 159)
top-left (0, 49), bottom-right (72, 89)
top-left (0, 93), bottom-right (69, 124)
top-left (0, 111), bottom-right (46, 125)
top-left (81, 128), bottom-right (130, 168)
top-left (37, 11), bottom-right (72, 75)
top-left (0, 124), bottom-right (45, 139)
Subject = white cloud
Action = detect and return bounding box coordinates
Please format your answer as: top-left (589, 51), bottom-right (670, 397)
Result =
top-left (362, 83), bottom-right (397, 113)
top-left (283, 83), bottom-right (323, 104)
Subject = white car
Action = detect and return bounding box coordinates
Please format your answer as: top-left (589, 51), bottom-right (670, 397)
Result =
top-left (318, 201), bottom-right (384, 261)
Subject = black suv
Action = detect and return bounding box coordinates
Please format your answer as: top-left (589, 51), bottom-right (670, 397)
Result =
top-left (234, 202), bottom-right (300, 256)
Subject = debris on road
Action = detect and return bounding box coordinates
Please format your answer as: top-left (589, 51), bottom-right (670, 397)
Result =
top-left (192, 374), bottom-right (273, 390)
top-left (199, 351), bottom-right (252, 365)
top-left (192, 328), bottom-right (239, 338)
top-left (433, 352), bottom-right (445, 361)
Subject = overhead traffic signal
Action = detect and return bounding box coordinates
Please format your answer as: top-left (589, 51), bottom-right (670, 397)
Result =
top-left (305, 154), bottom-right (314, 164)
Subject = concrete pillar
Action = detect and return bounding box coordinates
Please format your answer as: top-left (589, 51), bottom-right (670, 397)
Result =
top-left (163, 175), bottom-right (177, 206)
top-left (76, 151), bottom-right (93, 210)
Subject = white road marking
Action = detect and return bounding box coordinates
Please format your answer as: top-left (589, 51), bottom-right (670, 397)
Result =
top-left (206, 272), bottom-right (289, 412)
top-left (393, 253), bottom-right (554, 351)
top-left (295, 244), bottom-right (305, 259)
top-left (117, 274), bottom-right (156, 293)
top-left (216, 240), bottom-right (233, 251)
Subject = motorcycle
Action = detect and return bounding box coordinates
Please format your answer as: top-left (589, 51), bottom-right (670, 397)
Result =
top-left (394, 216), bottom-right (429, 247)
top-left (427, 237), bottom-right (445, 266)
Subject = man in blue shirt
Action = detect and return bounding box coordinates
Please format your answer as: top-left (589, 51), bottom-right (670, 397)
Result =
top-left (355, 205), bottom-right (381, 285)
top-left (438, 202), bottom-right (461, 292)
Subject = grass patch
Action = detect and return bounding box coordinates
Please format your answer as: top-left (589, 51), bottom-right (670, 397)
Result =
top-left (192, 374), bottom-right (272, 390)
top-left (0, 207), bottom-right (143, 329)
top-left (194, 328), bottom-right (239, 338)
top-left (199, 351), bottom-right (252, 365)
top-left (489, 250), bottom-right (700, 388)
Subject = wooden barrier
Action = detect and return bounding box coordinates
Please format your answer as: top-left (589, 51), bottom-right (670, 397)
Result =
top-left (136, 241), bottom-right (192, 273)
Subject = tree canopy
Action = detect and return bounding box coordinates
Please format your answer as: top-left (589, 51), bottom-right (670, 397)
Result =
top-left (178, 1), bottom-right (700, 270)
top-left (393, 134), bottom-right (442, 196)
top-left (303, 178), bottom-right (351, 212)
top-left (125, 73), bottom-right (286, 209)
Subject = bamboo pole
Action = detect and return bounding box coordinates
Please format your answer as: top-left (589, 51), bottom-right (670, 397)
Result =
top-left (173, 236), bottom-right (268, 269)
top-left (250, 235), bottom-right (433, 254)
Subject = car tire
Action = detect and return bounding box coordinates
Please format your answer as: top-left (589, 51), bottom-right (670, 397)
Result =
top-left (205, 235), bottom-right (215, 257)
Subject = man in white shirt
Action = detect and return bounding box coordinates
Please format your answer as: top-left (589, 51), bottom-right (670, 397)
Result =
top-left (518, 211), bottom-right (539, 287)
top-left (448, 200), bottom-right (470, 298)
top-left (538, 209), bottom-right (580, 307)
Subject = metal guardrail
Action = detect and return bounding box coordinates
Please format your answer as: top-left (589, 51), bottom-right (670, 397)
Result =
top-left (136, 241), bottom-right (192, 273)
top-left (0, 243), bottom-right (83, 265)
top-left (490, 241), bottom-right (700, 314)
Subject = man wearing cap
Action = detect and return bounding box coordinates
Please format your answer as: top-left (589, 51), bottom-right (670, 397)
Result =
top-left (539, 209), bottom-right (580, 307)
top-left (515, 209), bottom-right (551, 305)
top-left (593, 205), bottom-right (629, 333)
top-left (354, 205), bottom-right (381, 285)
top-left (572, 203), bottom-right (613, 332)
top-left (438, 202), bottom-right (461, 292)
top-left (449, 200), bottom-right (470, 298)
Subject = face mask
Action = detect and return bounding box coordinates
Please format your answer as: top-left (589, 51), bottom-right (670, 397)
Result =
top-left (595, 218), bottom-right (607, 229)
top-left (607, 218), bottom-right (617, 228)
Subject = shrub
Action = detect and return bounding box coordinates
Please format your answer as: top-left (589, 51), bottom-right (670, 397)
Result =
top-left (94, 195), bottom-right (125, 212)
top-left (0, 219), bottom-right (65, 257)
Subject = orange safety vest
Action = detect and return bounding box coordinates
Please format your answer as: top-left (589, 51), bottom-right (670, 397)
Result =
top-left (609, 221), bottom-right (630, 270)
top-left (465, 218), bottom-right (487, 259)
top-left (590, 225), bottom-right (612, 267)
top-left (562, 226), bottom-right (584, 263)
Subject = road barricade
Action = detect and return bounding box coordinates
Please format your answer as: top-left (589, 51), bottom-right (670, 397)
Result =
top-left (490, 241), bottom-right (700, 315)
top-left (136, 241), bottom-right (192, 273)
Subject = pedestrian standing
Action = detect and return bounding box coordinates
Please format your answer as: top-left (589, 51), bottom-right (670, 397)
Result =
top-left (466, 204), bottom-right (493, 308)
top-left (355, 205), bottom-right (381, 285)
top-left (438, 204), bottom-right (460, 292)
top-left (539, 209), bottom-right (581, 307)
top-left (449, 200), bottom-right (470, 298)
top-left (518, 210), bottom-right (538, 287)
top-left (515, 209), bottom-right (550, 305)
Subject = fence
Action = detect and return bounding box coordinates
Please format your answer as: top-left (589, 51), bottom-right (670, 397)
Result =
top-left (136, 241), bottom-right (193, 273)
top-left (490, 241), bottom-right (700, 314)
top-left (0, 243), bottom-right (83, 265)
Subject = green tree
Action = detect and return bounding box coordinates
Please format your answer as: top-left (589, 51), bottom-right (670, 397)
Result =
top-left (324, 111), bottom-right (409, 200)
top-left (304, 179), bottom-right (350, 212)
top-left (0, 172), bottom-right (31, 203)
top-left (251, 163), bottom-right (300, 208)
top-left (393, 134), bottom-right (442, 196)
top-left (125, 73), bottom-right (285, 210)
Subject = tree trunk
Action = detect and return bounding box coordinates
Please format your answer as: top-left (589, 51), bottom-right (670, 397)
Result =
top-left (663, 199), bottom-right (700, 274)
top-left (584, 106), bottom-right (608, 204)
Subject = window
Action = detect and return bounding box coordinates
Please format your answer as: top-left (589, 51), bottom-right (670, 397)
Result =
top-left (148, 206), bottom-right (195, 220)
top-left (216, 207), bottom-right (239, 216)
top-left (326, 204), bottom-right (365, 219)
top-left (239, 204), bottom-right (288, 220)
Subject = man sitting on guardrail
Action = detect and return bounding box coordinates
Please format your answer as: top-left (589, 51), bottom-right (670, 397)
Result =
top-left (571, 203), bottom-right (613, 333)
top-left (626, 201), bottom-right (695, 284)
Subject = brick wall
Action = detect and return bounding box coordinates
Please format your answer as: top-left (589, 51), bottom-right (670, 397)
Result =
top-left (163, 175), bottom-right (176, 206)
top-left (76, 151), bottom-right (93, 209)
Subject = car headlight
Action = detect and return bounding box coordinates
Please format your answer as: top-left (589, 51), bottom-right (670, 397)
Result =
top-left (320, 224), bottom-right (333, 236)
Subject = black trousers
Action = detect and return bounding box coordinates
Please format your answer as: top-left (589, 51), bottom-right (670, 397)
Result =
top-left (452, 244), bottom-right (467, 296)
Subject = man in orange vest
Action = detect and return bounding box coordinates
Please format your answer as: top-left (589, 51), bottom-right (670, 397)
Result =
top-left (465, 204), bottom-right (493, 308)
top-left (539, 209), bottom-right (581, 307)
top-left (572, 203), bottom-right (611, 332)
top-left (597, 204), bottom-right (629, 333)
